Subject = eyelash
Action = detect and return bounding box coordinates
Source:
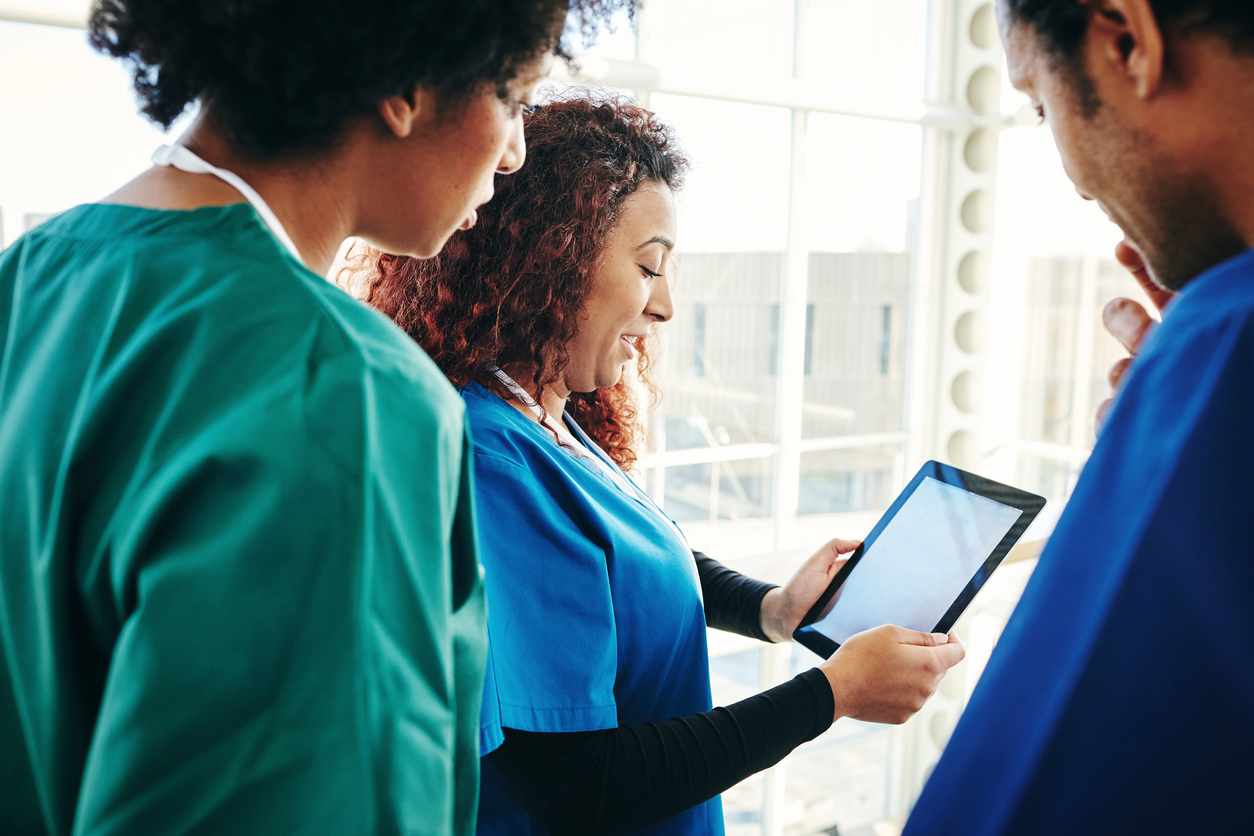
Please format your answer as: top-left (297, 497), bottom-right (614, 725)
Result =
top-left (639, 265), bottom-right (662, 279)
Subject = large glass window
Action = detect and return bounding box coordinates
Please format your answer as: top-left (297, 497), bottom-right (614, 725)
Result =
top-left (636, 0), bottom-right (796, 81)
top-left (643, 95), bottom-right (793, 528)
top-left (985, 104), bottom-right (1154, 503)
top-left (801, 0), bottom-right (929, 104)
top-left (801, 116), bottom-right (921, 442)
top-left (0, 17), bottom-right (180, 248)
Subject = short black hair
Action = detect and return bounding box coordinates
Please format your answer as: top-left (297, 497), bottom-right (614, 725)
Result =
top-left (89, 0), bottom-right (636, 158)
top-left (1004, 0), bottom-right (1254, 59)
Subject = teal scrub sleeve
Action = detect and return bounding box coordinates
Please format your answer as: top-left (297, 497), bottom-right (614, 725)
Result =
top-left (70, 358), bottom-right (479, 836)
top-left (472, 450), bottom-right (620, 755)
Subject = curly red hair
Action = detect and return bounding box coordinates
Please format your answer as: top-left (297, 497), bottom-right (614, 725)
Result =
top-left (363, 92), bottom-right (689, 468)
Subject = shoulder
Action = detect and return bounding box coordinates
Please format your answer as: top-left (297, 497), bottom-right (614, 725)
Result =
top-left (459, 384), bottom-right (598, 512)
top-left (15, 204), bottom-right (463, 468)
top-left (1093, 254), bottom-right (1254, 498)
top-left (1124, 251), bottom-right (1254, 401)
top-left (1148, 251), bottom-right (1254, 357)
top-left (460, 383), bottom-right (548, 470)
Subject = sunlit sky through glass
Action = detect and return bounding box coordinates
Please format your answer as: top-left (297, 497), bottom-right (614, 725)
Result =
top-left (0, 4), bottom-right (1120, 261)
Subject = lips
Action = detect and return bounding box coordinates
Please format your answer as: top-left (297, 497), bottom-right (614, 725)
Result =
top-left (460, 209), bottom-right (478, 231)
top-left (620, 335), bottom-right (639, 359)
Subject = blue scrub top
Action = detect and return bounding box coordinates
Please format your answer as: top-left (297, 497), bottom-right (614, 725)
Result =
top-left (904, 249), bottom-right (1254, 835)
top-left (462, 383), bottom-right (724, 836)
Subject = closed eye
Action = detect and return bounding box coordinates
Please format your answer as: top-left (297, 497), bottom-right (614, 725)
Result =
top-left (639, 265), bottom-right (662, 279)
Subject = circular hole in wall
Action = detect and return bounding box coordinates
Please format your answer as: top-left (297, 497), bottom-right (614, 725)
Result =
top-left (955, 310), bottom-right (987, 354)
top-left (957, 250), bottom-right (991, 293)
top-left (940, 667), bottom-right (964, 699)
top-left (930, 711), bottom-right (955, 748)
top-left (960, 189), bottom-right (995, 233)
top-left (966, 65), bottom-right (1001, 112)
top-left (951, 370), bottom-right (983, 413)
top-left (963, 128), bottom-right (997, 172)
top-left (969, 3), bottom-right (998, 49)
top-left (947, 430), bottom-right (980, 469)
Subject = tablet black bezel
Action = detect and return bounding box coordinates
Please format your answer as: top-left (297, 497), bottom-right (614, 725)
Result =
top-left (792, 460), bottom-right (1046, 658)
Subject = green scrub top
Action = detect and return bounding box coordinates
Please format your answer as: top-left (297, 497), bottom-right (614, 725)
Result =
top-left (0, 203), bottom-right (486, 836)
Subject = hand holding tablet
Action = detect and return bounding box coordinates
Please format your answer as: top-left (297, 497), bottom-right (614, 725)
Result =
top-left (794, 461), bottom-right (1045, 658)
top-left (816, 624), bottom-right (966, 724)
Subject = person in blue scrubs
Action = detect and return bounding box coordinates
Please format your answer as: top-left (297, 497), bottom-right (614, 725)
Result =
top-left (363, 94), bottom-right (966, 836)
top-left (903, 2), bottom-right (1254, 833)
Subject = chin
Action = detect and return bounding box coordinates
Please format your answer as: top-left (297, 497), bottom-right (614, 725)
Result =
top-left (410, 230), bottom-right (453, 260)
top-left (362, 231), bottom-right (445, 261)
top-left (596, 371), bottom-right (625, 390)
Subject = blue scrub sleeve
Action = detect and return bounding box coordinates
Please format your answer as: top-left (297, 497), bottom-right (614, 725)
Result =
top-left (473, 451), bottom-right (620, 753)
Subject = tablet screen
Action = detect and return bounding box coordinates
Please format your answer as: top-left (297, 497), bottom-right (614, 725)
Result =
top-left (806, 476), bottom-right (1023, 645)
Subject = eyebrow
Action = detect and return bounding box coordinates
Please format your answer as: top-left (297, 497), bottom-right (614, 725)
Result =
top-left (638, 235), bottom-right (675, 251)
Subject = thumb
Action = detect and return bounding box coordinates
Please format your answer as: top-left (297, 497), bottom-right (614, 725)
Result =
top-left (896, 628), bottom-right (950, 647)
top-left (1115, 238), bottom-right (1174, 312)
top-left (932, 636), bottom-right (967, 667)
top-left (828, 538), bottom-right (862, 555)
top-left (1102, 297), bottom-right (1155, 354)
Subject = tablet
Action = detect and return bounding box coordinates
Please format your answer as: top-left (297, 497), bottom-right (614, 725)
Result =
top-left (793, 460), bottom-right (1046, 658)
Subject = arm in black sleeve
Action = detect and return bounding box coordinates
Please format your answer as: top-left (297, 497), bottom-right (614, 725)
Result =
top-left (486, 668), bottom-right (835, 836)
top-left (694, 551), bottom-right (779, 641)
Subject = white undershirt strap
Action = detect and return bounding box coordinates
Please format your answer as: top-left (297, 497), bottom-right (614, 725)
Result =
top-left (151, 144), bottom-right (303, 263)
top-left (489, 364), bottom-right (545, 420)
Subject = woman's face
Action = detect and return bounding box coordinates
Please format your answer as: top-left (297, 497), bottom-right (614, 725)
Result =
top-left (362, 53), bottom-right (552, 259)
top-left (560, 180), bottom-right (678, 394)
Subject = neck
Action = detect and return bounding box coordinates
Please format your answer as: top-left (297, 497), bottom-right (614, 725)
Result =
top-left (1214, 153), bottom-right (1254, 252)
top-left (181, 117), bottom-right (353, 276)
top-left (1190, 127), bottom-right (1254, 254)
top-left (103, 110), bottom-right (355, 276)
top-left (1163, 43), bottom-right (1254, 250)
top-left (540, 385), bottom-right (570, 421)
top-left (497, 365), bottom-right (570, 425)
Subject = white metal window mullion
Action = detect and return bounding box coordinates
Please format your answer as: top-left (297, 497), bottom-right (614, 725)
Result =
top-left (758, 3), bottom-right (813, 834)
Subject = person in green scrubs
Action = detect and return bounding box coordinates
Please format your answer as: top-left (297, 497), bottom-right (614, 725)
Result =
top-left (0, 2), bottom-right (631, 834)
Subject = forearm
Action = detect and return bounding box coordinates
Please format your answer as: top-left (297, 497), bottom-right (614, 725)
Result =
top-left (487, 668), bottom-right (835, 836)
top-left (694, 551), bottom-right (778, 641)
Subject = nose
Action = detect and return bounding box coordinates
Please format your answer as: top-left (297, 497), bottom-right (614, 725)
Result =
top-left (497, 116), bottom-right (527, 175)
top-left (647, 273), bottom-right (674, 323)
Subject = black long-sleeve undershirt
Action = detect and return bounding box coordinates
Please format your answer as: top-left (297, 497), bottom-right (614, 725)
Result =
top-left (692, 551), bottom-right (777, 641)
top-left (486, 555), bottom-right (835, 836)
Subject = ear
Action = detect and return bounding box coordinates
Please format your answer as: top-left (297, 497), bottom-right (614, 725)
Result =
top-left (1089, 0), bottom-right (1165, 99)
top-left (377, 87), bottom-right (438, 139)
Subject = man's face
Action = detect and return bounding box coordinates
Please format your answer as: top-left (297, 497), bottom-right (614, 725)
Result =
top-left (999, 4), bottom-right (1246, 290)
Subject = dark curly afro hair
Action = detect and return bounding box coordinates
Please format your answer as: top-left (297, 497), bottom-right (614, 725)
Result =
top-left (89, 0), bottom-right (637, 158)
top-left (362, 92), bottom-right (689, 469)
